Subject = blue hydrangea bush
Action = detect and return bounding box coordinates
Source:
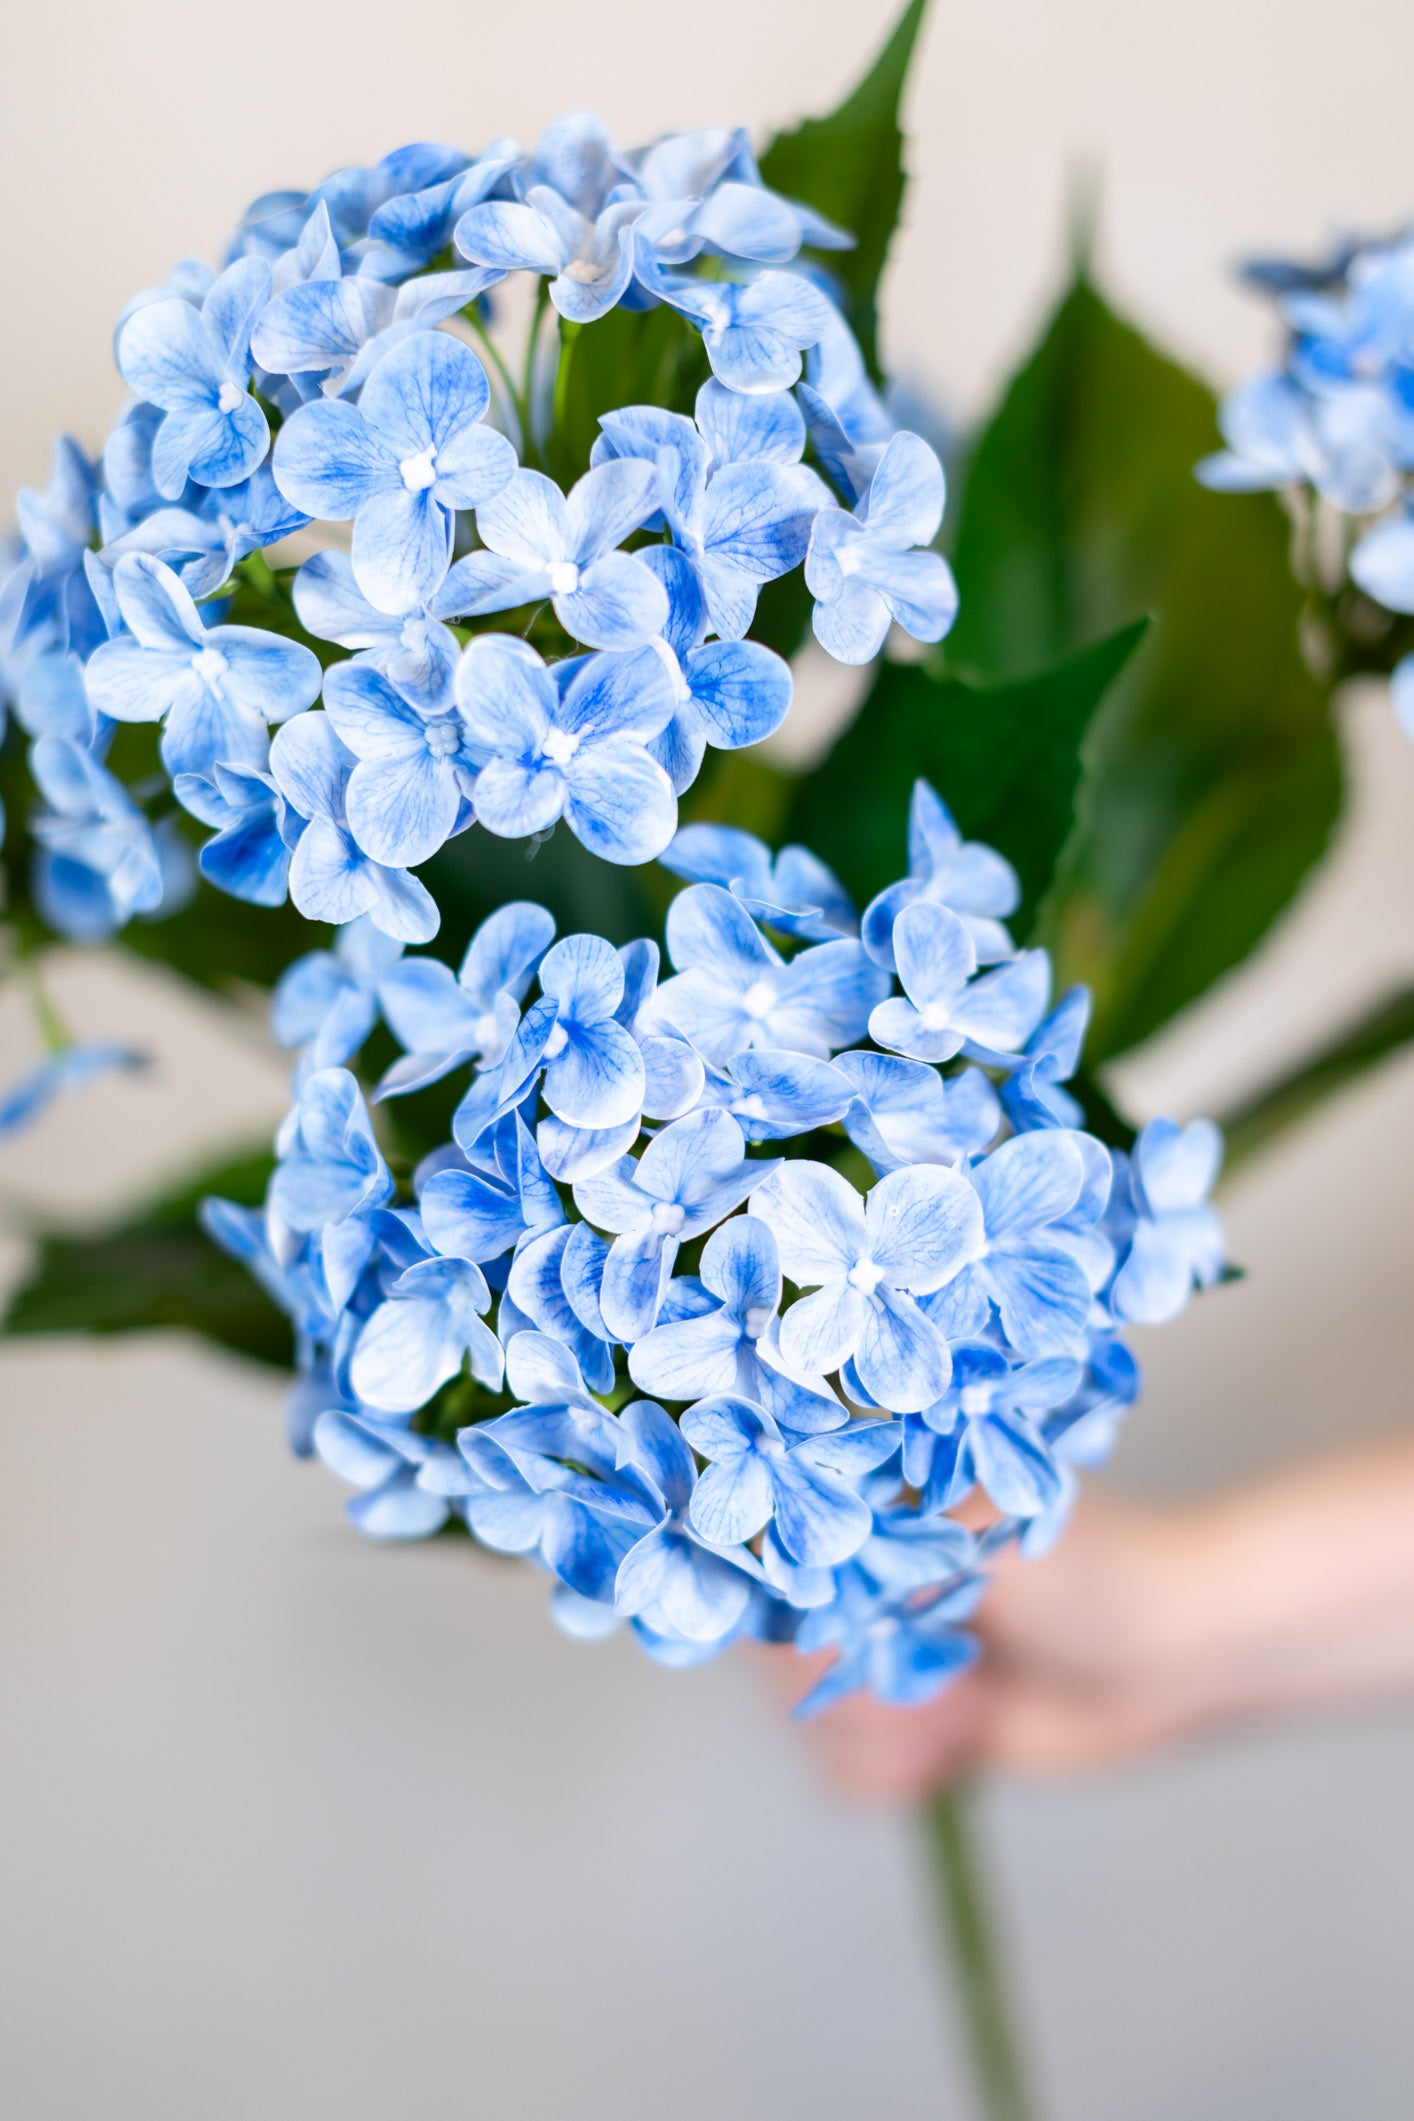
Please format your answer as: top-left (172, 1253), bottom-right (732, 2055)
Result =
top-left (0, 84), bottom-right (1244, 1708)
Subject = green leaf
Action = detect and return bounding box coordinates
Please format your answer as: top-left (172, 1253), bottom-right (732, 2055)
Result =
top-left (1216, 985), bottom-right (1414, 1175)
top-left (945, 276), bottom-right (1341, 1060)
top-left (758, 0), bottom-right (928, 376)
top-left (788, 621), bottom-right (1149, 935)
top-left (544, 303), bottom-right (710, 487)
top-left (1, 1148), bottom-right (291, 1367)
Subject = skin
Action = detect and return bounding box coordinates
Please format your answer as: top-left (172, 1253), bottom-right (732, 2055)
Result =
top-left (778, 1434), bottom-right (1414, 1802)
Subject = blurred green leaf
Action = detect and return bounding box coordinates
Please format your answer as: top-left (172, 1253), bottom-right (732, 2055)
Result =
top-left (789, 621), bottom-right (1148, 934)
top-left (1217, 985), bottom-right (1414, 1175)
top-left (945, 276), bottom-right (1341, 1060)
top-left (544, 303), bottom-right (709, 487)
top-left (759, 0), bottom-right (928, 376)
top-left (1, 1148), bottom-right (290, 1367)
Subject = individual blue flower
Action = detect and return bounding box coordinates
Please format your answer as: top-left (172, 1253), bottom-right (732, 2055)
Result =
top-left (835, 1052), bottom-right (1000, 1175)
top-left (494, 931), bottom-right (648, 1131)
top-left (634, 550), bottom-right (793, 793)
top-left (28, 734), bottom-right (166, 940)
top-left (268, 710), bottom-right (440, 942)
top-left (292, 550), bottom-right (462, 707)
top-left (364, 138), bottom-right (520, 272)
top-left (272, 332), bottom-right (517, 610)
top-left (806, 431), bottom-right (958, 664)
top-left (270, 915), bottom-right (407, 1069)
top-left (750, 1159), bottom-right (983, 1411)
top-left (1350, 505), bottom-right (1414, 615)
top-left (792, 1582), bottom-right (980, 1715)
top-left (84, 554), bottom-right (322, 778)
top-left (680, 1394), bottom-right (895, 1566)
top-left (452, 635), bottom-right (676, 863)
top-left (418, 1112), bottom-right (564, 1284)
top-left (573, 1107), bottom-right (773, 1341)
top-left (862, 779), bottom-right (1020, 970)
top-left (116, 256), bottom-right (272, 497)
top-left (659, 270), bottom-right (836, 394)
top-left (232, 143), bottom-right (473, 261)
top-left (1196, 372), bottom-right (1401, 514)
top-left (313, 1407), bottom-right (459, 1540)
top-left (251, 265), bottom-right (500, 400)
top-left (0, 1040), bottom-right (148, 1140)
top-left (267, 1066), bottom-right (394, 1308)
top-left (374, 900), bottom-right (555, 1096)
top-left (455, 186), bottom-right (645, 322)
top-left (868, 902), bottom-right (1049, 1064)
top-left (172, 759), bottom-right (298, 908)
top-left (627, 1213), bottom-right (783, 1401)
top-left (1000, 988), bottom-right (1091, 1133)
top-left (623, 128), bottom-right (852, 278)
top-left (911, 1343), bottom-right (1081, 1520)
top-left (448, 461), bottom-right (666, 649)
top-left (320, 660), bottom-right (478, 869)
top-left (14, 650), bottom-right (101, 747)
top-left (612, 1400), bottom-right (761, 1643)
top-left (644, 883), bottom-right (887, 1063)
top-left (505, 1221), bottom-right (617, 1394)
top-left (1111, 1118), bottom-right (1224, 1325)
top-left (3, 436), bottom-right (107, 664)
top-left (924, 1130), bottom-right (1108, 1359)
top-left (349, 1252), bottom-right (504, 1412)
top-left (662, 821), bottom-right (854, 939)
top-left (694, 1047), bottom-right (855, 1142)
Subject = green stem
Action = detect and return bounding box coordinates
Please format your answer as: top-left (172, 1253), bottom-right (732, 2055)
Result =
top-left (552, 317), bottom-right (581, 442)
top-left (926, 1786), bottom-right (1035, 2121)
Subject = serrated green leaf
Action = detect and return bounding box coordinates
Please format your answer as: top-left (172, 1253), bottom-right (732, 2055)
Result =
top-left (1, 1148), bottom-right (290, 1367)
top-left (945, 277), bottom-right (1341, 1060)
top-left (788, 621), bottom-right (1149, 935)
top-left (758, 0), bottom-right (928, 376)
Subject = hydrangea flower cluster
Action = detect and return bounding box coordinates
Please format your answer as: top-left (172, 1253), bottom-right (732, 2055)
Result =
top-left (204, 781), bottom-right (1224, 1710)
top-left (1197, 229), bottom-right (1414, 736)
top-left (1, 118), bottom-right (1225, 1707)
top-left (0, 116), bottom-right (957, 960)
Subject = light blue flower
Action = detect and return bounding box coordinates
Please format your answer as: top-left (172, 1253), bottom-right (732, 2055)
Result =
top-left (694, 1047), bottom-right (855, 1142)
top-left (1000, 988), bottom-right (1091, 1133)
top-left (313, 1406), bottom-right (460, 1539)
top-left (272, 332), bottom-right (517, 610)
top-left (374, 900), bottom-right (555, 1096)
top-left (1196, 371), bottom-right (1402, 514)
top-left (268, 1066), bottom-right (394, 1309)
top-left (868, 901), bottom-right (1049, 1064)
top-left (644, 882), bottom-right (887, 1063)
top-left (13, 650), bottom-right (101, 747)
top-left (28, 734), bottom-right (166, 939)
top-left (1111, 1118), bottom-right (1224, 1325)
top-left (116, 256), bottom-right (272, 497)
top-left (270, 915), bottom-right (407, 1069)
top-left (349, 1253), bottom-right (504, 1412)
top-left (680, 1394), bottom-right (894, 1566)
top-left (448, 460), bottom-right (666, 648)
top-left (806, 431), bottom-right (958, 663)
top-left (0, 1040), bottom-right (148, 1140)
top-left (232, 143), bottom-right (472, 260)
top-left (612, 1398), bottom-right (762, 1641)
top-left (505, 1221), bottom-right (617, 1393)
top-left (455, 188), bottom-right (645, 323)
top-left (624, 128), bottom-right (852, 278)
top-left (659, 270), bottom-right (836, 393)
top-left (364, 139), bottom-right (520, 272)
top-left (291, 550), bottom-right (462, 707)
top-left (924, 1130), bottom-right (1108, 1359)
top-left (4, 436), bottom-right (106, 663)
top-left (251, 266), bottom-right (501, 400)
top-left (268, 710), bottom-right (440, 942)
top-left (662, 821), bottom-right (854, 939)
top-left (749, 1158), bottom-right (983, 1410)
top-left (172, 758), bottom-right (298, 907)
top-left (84, 554), bottom-right (322, 778)
top-left (792, 1582), bottom-right (980, 1715)
top-left (98, 464), bottom-right (310, 603)
top-left (627, 1213), bottom-right (782, 1401)
top-left (1350, 505), bottom-right (1414, 614)
top-left (836, 1051), bottom-right (1001, 1175)
top-left (911, 1342), bottom-right (1080, 1520)
top-left (862, 779), bottom-right (1020, 969)
top-left (798, 303), bottom-right (895, 502)
top-left (452, 635), bottom-right (676, 863)
top-left (321, 659), bottom-right (478, 869)
top-left (419, 1110), bottom-right (564, 1269)
top-left (573, 1107), bottom-right (773, 1341)
top-left (493, 930), bottom-right (648, 1132)
top-left (632, 550), bottom-right (794, 793)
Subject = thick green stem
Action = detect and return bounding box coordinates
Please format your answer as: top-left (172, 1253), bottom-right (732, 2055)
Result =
top-left (926, 1785), bottom-right (1035, 2121)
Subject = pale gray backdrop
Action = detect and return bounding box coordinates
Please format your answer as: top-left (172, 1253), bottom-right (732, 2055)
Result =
top-left (3, 2), bottom-right (1414, 2114)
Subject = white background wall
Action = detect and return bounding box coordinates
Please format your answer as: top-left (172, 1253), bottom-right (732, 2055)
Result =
top-left (3, 3), bottom-right (1414, 2114)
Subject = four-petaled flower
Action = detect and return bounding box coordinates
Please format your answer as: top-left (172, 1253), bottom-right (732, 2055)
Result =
top-left (449, 460), bottom-right (666, 649)
top-left (806, 431), bottom-right (959, 664)
top-left (269, 710), bottom-right (440, 941)
top-left (868, 901), bottom-right (1049, 1065)
top-left (117, 256), bottom-right (272, 498)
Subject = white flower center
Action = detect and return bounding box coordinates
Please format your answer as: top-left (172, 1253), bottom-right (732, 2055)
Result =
top-left (562, 259), bottom-right (602, 285)
top-left (958, 1384), bottom-right (993, 1419)
top-left (548, 560), bottom-right (581, 596)
top-left (543, 1020), bottom-right (569, 1060)
top-left (540, 726), bottom-right (581, 766)
top-left (742, 1304), bottom-right (774, 1341)
top-left (919, 1001), bottom-right (953, 1032)
top-left (474, 1012), bottom-right (501, 1052)
top-left (650, 1200), bottom-right (686, 1237)
top-left (216, 381), bottom-right (245, 415)
top-left (741, 979), bottom-right (777, 1021)
top-left (736, 1093), bottom-right (770, 1121)
top-left (848, 1258), bottom-right (884, 1296)
top-left (190, 646), bottom-right (229, 686)
top-left (423, 717), bottom-right (461, 757)
top-left (399, 447), bottom-right (439, 492)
